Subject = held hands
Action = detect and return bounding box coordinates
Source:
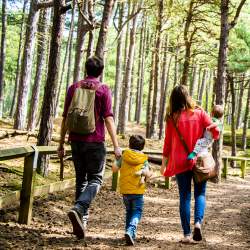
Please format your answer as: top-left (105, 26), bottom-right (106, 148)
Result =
top-left (114, 146), bottom-right (122, 159)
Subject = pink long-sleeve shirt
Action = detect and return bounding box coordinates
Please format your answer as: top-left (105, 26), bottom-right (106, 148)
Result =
top-left (163, 108), bottom-right (220, 177)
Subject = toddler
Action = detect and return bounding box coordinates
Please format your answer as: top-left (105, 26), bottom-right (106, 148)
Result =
top-left (188, 105), bottom-right (223, 160)
top-left (112, 135), bottom-right (152, 246)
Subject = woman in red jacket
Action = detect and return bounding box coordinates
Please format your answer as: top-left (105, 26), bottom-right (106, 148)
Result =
top-left (161, 85), bottom-right (219, 243)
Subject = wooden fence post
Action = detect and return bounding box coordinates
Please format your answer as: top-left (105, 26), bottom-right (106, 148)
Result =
top-left (222, 158), bottom-right (228, 178)
top-left (18, 147), bottom-right (38, 224)
top-left (165, 177), bottom-right (171, 189)
top-left (240, 160), bottom-right (246, 179)
top-left (111, 172), bottom-right (119, 191)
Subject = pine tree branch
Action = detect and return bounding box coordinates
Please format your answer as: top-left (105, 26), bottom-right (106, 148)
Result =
top-left (229, 0), bottom-right (247, 29)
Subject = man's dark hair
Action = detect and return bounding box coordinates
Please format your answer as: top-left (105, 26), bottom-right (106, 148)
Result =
top-left (85, 56), bottom-right (104, 77)
top-left (129, 135), bottom-right (145, 151)
top-left (212, 105), bottom-right (224, 119)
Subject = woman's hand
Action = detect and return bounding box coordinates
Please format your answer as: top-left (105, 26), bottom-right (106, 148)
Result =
top-left (161, 156), bottom-right (168, 175)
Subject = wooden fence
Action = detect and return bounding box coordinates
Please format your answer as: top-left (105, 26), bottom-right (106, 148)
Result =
top-left (0, 146), bottom-right (249, 225)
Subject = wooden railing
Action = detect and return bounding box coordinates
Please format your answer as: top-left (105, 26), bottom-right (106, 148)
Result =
top-left (0, 146), bottom-right (249, 225)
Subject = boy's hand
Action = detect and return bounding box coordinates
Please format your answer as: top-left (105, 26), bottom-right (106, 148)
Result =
top-left (57, 143), bottom-right (65, 158)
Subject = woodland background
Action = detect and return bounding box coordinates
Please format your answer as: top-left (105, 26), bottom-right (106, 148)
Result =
top-left (0, 0), bottom-right (249, 176)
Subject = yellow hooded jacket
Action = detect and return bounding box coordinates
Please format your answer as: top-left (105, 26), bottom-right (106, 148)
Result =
top-left (119, 149), bottom-right (148, 194)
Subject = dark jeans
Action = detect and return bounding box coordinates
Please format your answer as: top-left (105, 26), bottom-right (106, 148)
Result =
top-left (71, 141), bottom-right (106, 216)
top-left (123, 194), bottom-right (144, 239)
top-left (176, 171), bottom-right (207, 236)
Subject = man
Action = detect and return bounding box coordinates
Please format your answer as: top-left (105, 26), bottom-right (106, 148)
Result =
top-left (57, 56), bottom-right (121, 239)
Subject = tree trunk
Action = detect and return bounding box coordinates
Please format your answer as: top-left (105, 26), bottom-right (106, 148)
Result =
top-left (27, 9), bottom-right (49, 131)
top-left (0, 0), bottom-right (7, 118)
top-left (149, 0), bottom-right (163, 138)
top-left (181, 0), bottom-right (194, 86)
top-left (85, 0), bottom-right (95, 63)
top-left (212, 0), bottom-right (229, 182)
top-left (95, 0), bottom-right (116, 58)
top-left (159, 55), bottom-right (172, 140)
top-left (229, 73), bottom-right (236, 168)
top-left (14, 0), bottom-right (39, 130)
top-left (190, 65), bottom-right (198, 98)
top-left (37, 0), bottom-right (65, 176)
top-left (174, 47), bottom-right (179, 86)
top-left (236, 76), bottom-right (244, 129)
top-left (134, 16), bottom-right (144, 123)
top-left (113, 2), bottom-right (125, 123)
top-left (205, 70), bottom-right (212, 112)
top-left (146, 36), bottom-right (156, 138)
top-left (118, 2), bottom-right (140, 134)
top-left (73, 0), bottom-right (88, 82)
top-left (198, 68), bottom-right (207, 106)
top-left (242, 81), bottom-right (250, 150)
top-left (10, 0), bottom-right (28, 118)
top-left (56, 4), bottom-right (75, 117)
top-left (136, 17), bottom-right (147, 124)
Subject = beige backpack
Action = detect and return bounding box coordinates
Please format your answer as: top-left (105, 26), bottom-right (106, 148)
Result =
top-left (66, 83), bottom-right (100, 134)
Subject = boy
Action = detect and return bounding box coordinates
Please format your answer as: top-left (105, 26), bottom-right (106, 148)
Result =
top-left (188, 104), bottom-right (223, 160)
top-left (112, 135), bottom-right (152, 246)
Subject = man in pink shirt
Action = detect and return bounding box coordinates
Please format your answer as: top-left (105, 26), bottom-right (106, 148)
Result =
top-left (58, 56), bottom-right (121, 239)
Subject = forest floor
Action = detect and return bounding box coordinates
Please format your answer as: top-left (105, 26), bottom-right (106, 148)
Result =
top-left (0, 120), bottom-right (250, 249)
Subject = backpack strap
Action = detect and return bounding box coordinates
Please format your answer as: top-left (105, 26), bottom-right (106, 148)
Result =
top-left (171, 117), bottom-right (190, 154)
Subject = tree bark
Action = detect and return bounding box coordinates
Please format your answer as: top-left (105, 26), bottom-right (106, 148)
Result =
top-left (37, 0), bottom-right (65, 176)
top-left (212, 0), bottom-right (230, 182)
top-left (14, 0), bottom-right (39, 130)
top-left (55, 3), bottom-right (75, 117)
top-left (236, 76), bottom-right (244, 129)
top-left (159, 55), bottom-right (172, 140)
top-left (0, 0), bottom-right (7, 118)
top-left (190, 65), bottom-right (198, 98)
top-left (181, 0), bottom-right (194, 86)
top-left (27, 9), bottom-right (49, 131)
top-left (198, 68), bottom-right (207, 106)
top-left (146, 36), bottom-right (156, 138)
top-left (95, 0), bottom-right (116, 59)
top-left (10, 0), bottom-right (28, 118)
top-left (242, 81), bottom-right (250, 150)
top-left (149, 0), bottom-right (164, 138)
top-left (113, 2), bottom-right (125, 123)
top-left (73, 0), bottom-right (88, 82)
top-left (229, 73), bottom-right (236, 167)
top-left (118, 1), bottom-right (140, 134)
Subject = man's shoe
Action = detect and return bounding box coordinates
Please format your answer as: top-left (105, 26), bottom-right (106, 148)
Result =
top-left (68, 208), bottom-right (85, 239)
top-left (125, 233), bottom-right (134, 246)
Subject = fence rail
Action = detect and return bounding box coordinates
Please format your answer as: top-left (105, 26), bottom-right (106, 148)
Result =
top-left (0, 146), bottom-right (249, 225)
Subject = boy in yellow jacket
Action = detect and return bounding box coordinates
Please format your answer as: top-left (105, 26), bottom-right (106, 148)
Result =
top-left (112, 135), bottom-right (152, 246)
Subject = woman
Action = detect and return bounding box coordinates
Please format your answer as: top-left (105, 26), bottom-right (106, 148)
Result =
top-left (161, 85), bottom-right (219, 243)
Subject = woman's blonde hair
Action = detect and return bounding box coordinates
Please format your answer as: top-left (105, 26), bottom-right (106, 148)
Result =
top-left (166, 85), bottom-right (195, 120)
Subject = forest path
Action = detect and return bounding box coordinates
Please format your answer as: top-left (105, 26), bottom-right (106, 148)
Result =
top-left (0, 174), bottom-right (250, 249)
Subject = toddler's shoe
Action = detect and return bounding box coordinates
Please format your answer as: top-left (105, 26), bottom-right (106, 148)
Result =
top-left (187, 152), bottom-right (197, 160)
top-left (135, 170), bottom-right (143, 176)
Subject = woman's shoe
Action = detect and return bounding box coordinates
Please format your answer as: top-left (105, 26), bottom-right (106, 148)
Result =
top-left (193, 224), bottom-right (202, 241)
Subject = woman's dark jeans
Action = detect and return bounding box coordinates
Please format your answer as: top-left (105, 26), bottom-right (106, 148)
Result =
top-left (176, 170), bottom-right (207, 236)
top-left (71, 141), bottom-right (106, 216)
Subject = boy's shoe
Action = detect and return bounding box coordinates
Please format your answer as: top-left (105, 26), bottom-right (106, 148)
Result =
top-left (68, 208), bottom-right (85, 239)
top-left (125, 232), bottom-right (134, 246)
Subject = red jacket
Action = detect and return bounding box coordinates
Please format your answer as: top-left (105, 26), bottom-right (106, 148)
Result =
top-left (163, 108), bottom-right (220, 177)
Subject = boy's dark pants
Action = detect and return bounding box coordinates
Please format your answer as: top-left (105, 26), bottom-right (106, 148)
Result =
top-left (123, 194), bottom-right (144, 239)
top-left (71, 141), bottom-right (106, 217)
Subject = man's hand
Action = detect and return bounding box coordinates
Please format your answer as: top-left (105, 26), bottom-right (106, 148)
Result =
top-left (57, 143), bottom-right (65, 158)
top-left (114, 146), bottom-right (122, 159)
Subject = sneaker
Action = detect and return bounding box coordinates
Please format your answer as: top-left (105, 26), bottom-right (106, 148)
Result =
top-left (68, 208), bottom-right (85, 239)
top-left (125, 233), bottom-right (134, 246)
top-left (135, 170), bottom-right (143, 176)
top-left (180, 235), bottom-right (192, 244)
top-left (193, 227), bottom-right (202, 241)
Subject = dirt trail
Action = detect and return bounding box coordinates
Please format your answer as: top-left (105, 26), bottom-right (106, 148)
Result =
top-left (0, 174), bottom-right (250, 250)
